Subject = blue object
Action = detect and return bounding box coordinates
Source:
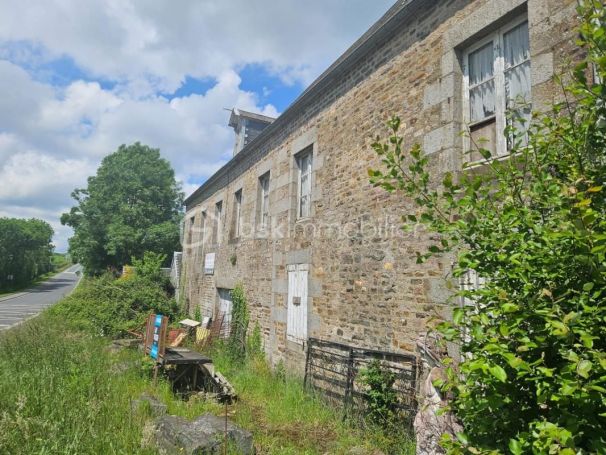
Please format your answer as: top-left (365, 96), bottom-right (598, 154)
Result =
top-left (150, 314), bottom-right (164, 360)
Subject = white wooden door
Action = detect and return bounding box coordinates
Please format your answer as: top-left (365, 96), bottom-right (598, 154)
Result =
top-left (287, 264), bottom-right (308, 344)
top-left (217, 288), bottom-right (232, 337)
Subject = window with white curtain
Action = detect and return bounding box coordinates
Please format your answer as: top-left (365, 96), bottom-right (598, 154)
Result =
top-left (296, 148), bottom-right (313, 219)
top-left (464, 17), bottom-right (531, 160)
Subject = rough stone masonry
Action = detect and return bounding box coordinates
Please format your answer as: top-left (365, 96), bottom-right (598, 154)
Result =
top-left (181, 0), bottom-right (580, 371)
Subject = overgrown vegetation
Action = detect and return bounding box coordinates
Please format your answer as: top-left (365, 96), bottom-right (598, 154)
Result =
top-left (0, 317), bottom-right (153, 454)
top-left (0, 217), bottom-right (54, 290)
top-left (61, 142), bottom-right (183, 275)
top-left (208, 345), bottom-right (416, 454)
top-left (0, 295), bottom-right (414, 454)
top-left (49, 253), bottom-right (179, 337)
top-left (227, 284), bottom-right (250, 361)
top-left (0, 314), bottom-right (225, 455)
top-left (358, 360), bottom-right (399, 426)
top-left (370, 2), bottom-right (606, 453)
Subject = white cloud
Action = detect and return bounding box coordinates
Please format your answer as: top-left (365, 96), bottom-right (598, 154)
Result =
top-left (0, 0), bottom-right (393, 92)
top-left (0, 62), bottom-right (278, 251)
top-left (0, 0), bottom-right (395, 251)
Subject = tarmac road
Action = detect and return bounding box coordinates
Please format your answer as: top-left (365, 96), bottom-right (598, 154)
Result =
top-left (0, 264), bottom-right (82, 331)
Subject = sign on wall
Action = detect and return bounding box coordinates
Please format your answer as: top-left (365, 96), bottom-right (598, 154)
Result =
top-left (204, 253), bottom-right (215, 275)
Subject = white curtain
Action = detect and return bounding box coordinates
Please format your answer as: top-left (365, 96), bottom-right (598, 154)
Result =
top-left (504, 21), bottom-right (531, 139)
top-left (469, 42), bottom-right (495, 123)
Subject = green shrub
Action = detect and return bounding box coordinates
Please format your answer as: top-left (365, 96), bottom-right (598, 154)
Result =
top-left (358, 360), bottom-right (398, 426)
top-left (246, 322), bottom-right (264, 360)
top-left (49, 273), bottom-right (179, 337)
top-left (369, 3), bottom-right (606, 452)
top-left (132, 251), bottom-right (167, 281)
top-left (227, 284), bottom-right (249, 362)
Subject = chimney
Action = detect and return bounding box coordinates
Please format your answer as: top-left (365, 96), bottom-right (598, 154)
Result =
top-left (228, 108), bottom-right (275, 156)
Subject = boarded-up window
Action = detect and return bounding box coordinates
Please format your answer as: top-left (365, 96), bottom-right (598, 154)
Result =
top-left (464, 16), bottom-right (530, 160)
top-left (296, 149), bottom-right (313, 219)
top-left (287, 264), bottom-right (308, 344)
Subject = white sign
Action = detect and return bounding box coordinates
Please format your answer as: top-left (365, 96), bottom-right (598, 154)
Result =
top-left (204, 253), bottom-right (215, 275)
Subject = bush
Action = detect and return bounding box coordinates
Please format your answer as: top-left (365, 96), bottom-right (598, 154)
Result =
top-left (246, 322), bottom-right (264, 361)
top-left (131, 251), bottom-right (168, 285)
top-left (50, 273), bottom-right (179, 337)
top-left (358, 360), bottom-right (398, 426)
top-left (227, 284), bottom-right (249, 361)
top-left (369, 3), bottom-right (606, 452)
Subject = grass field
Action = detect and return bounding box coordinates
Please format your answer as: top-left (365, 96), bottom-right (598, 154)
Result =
top-left (0, 278), bottom-right (415, 454)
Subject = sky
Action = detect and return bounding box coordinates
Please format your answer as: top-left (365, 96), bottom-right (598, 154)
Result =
top-left (0, 0), bottom-right (394, 252)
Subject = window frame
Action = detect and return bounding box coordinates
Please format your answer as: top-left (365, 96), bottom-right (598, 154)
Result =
top-left (214, 201), bottom-right (223, 245)
top-left (296, 148), bottom-right (313, 219)
top-left (233, 189), bottom-right (243, 239)
top-left (258, 172), bottom-right (270, 230)
top-left (462, 14), bottom-right (530, 160)
top-left (200, 210), bottom-right (207, 248)
top-left (186, 215), bottom-right (195, 252)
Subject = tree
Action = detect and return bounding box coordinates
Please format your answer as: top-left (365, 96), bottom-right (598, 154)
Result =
top-left (0, 218), bottom-right (54, 289)
top-left (61, 143), bottom-right (183, 275)
top-left (369, 2), bottom-right (606, 453)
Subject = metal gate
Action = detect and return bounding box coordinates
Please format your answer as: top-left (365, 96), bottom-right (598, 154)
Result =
top-left (304, 338), bottom-right (418, 422)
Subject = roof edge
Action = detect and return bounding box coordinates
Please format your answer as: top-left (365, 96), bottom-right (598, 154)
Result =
top-left (185, 0), bottom-right (421, 207)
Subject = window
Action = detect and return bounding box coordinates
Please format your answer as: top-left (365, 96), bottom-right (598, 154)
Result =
top-left (217, 288), bottom-right (233, 338)
top-left (258, 172), bottom-right (270, 229)
top-left (594, 63), bottom-right (603, 85)
top-left (286, 264), bottom-right (308, 344)
top-left (464, 17), bottom-right (531, 160)
top-left (200, 210), bottom-right (207, 247)
top-left (233, 189), bottom-right (242, 238)
top-left (296, 149), bottom-right (313, 218)
top-left (213, 201), bottom-right (223, 244)
top-left (460, 269), bottom-right (486, 307)
top-left (187, 215), bottom-right (195, 251)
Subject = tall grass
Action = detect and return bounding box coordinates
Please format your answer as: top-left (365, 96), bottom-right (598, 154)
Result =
top-left (0, 317), bottom-right (152, 454)
top-left (0, 274), bottom-right (415, 454)
top-left (210, 346), bottom-right (416, 454)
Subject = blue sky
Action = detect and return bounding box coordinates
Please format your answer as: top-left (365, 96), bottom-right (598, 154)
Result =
top-left (0, 0), bottom-right (394, 251)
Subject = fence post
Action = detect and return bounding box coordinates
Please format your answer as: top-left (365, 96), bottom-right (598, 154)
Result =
top-left (303, 338), bottom-right (313, 389)
top-left (344, 347), bottom-right (355, 412)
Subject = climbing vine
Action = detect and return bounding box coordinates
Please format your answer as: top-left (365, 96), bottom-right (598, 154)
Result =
top-left (228, 284), bottom-right (249, 362)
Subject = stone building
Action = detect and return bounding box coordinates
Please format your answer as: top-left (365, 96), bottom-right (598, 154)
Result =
top-left (181, 0), bottom-right (580, 369)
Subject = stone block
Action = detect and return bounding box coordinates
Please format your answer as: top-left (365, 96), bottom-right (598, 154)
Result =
top-left (132, 394), bottom-right (168, 418)
top-left (148, 414), bottom-right (254, 455)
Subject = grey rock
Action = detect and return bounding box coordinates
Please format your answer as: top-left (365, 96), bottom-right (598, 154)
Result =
top-left (150, 413), bottom-right (254, 454)
top-left (113, 338), bottom-right (141, 348)
top-left (132, 393), bottom-right (168, 417)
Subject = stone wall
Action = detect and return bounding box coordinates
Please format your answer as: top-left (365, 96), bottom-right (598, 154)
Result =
top-left (182, 0), bottom-right (579, 370)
